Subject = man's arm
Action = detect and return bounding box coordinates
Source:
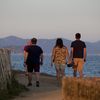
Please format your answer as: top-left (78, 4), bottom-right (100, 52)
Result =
top-left (24, 50), bottom-right (28, 63)
top-left (84, 48), bottom-right (86, 62)
top-left (40, 53), bottom-right (43, 65)
top-left (66, 48), bottom-right (69, 61)
top-left (70, 48), bottom-right (73, 59)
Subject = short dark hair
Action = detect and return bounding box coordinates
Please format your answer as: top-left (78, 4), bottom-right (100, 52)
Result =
top-left (31, 38), bottom-right (37, 44)
top-left (55, 38), bottom-right (63, 48)
top-left (75, 33), bottom-right (81, 39)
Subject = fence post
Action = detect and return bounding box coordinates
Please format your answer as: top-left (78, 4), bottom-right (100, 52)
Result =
top-left (0, 48), bottom-right (12, 90)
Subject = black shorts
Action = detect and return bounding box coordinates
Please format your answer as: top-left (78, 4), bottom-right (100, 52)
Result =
top-left (27, 64), bottom-right (40, 72)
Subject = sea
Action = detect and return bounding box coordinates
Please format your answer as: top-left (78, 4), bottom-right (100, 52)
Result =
top-left (11, 53), bottom-right (100, 77)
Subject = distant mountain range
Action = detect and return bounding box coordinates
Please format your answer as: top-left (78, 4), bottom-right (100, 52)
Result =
top-left (0, 36), bottom-right (100, 54)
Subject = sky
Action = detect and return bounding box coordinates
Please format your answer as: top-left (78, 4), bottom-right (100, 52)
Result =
top-left (0, 0), bottom-right (100, 42)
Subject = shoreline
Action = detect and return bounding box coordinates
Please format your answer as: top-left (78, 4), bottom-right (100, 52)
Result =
top-left (12, 69), bottom-right (100, 87)
top-left (12, 69), bottom-right (56, 77)
top-left (12, 69), bottom-right (100, 78)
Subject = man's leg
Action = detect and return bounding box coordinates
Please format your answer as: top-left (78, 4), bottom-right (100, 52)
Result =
top-left (27, 72), bottom-right (32, 85)
top-left (35, 72), bottom-right (40, 81)
top-left (78, 59), bottom-right (84, 78)
top-left (27, 64), bottom-right (33, 86)
top-left (79, 71), bottom-right (83, 78)
top-left (35, 72), bottom-right (40, 87)
top-left (73, 70), bottom-right (77, 77)
top-left (73, 59), bottom-right (78, 77)
top-left (34, 64), bottom-right (40, 87)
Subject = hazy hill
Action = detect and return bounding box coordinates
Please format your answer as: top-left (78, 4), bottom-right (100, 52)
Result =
top-left (0, 36), bottom-right (26, 47)
top-left (0, 36), bottom-right (100, 54)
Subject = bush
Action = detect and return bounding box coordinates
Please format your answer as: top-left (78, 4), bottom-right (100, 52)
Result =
top-left (62, 77), bottom-right (100, 100)
top-left (0, 74), bottom-right (28, 100)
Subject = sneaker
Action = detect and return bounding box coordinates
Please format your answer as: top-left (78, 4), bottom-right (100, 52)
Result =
top-left (36, 81), bottom-right (39, 87)
top-left (27, 83), bottom-right (32, 86)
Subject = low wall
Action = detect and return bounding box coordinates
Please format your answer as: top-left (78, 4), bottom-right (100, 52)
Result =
top-left (62, 76), bottom-right (100, 100)
top-left (0, 49), bottom-right (12, 90)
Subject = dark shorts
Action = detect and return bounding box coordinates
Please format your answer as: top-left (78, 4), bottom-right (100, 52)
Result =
top-left (27, 64), bottom-right (40, 72)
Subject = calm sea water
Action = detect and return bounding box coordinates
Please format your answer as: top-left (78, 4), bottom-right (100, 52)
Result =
top-left (11, 53), bottom-right (100, 77)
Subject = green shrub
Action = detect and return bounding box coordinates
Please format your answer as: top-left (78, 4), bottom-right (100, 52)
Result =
top-left (0, 74), bottom-right (28, 100)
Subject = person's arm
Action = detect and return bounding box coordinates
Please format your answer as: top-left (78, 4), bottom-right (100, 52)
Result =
top-left (24, 50), bottom-right (28, 64)
top-left (40, 53), bottom-right (43, 65)
top-left (23, 50), bottom-right (28, 75)
top-left (70, 48), bottom-right (73, 59)
top-left (66, 48), bottom-right (69, 62)
top-left (70, 42), bottom-right (74, 60)
top-left (84, 48), bottom-right (86, 62)
top-left (51, 48), bottom-right (55, 66)
top-left (67, 48), bottom-right (73, 64)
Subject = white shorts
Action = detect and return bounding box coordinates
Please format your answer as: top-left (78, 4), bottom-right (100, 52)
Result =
top-left (54, 63), bottom-right (66, 71)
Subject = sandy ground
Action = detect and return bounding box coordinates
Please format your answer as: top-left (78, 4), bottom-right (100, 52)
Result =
top-left (13, 72), bottom-right (62, 100)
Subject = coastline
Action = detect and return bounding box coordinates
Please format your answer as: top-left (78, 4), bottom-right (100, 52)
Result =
top-left (11, 53), bottom-right (100, 77)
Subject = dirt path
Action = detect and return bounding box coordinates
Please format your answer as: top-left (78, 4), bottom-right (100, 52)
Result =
top-left (13, 72), bottom-right (62, 100)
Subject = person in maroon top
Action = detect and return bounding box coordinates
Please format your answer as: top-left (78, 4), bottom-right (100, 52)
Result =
top-left (24, 38), bottom-right (43, 87)
top-left (24, 40), bottom-right (31, 76)
top-left (24, 40), bottom-right (31, 51)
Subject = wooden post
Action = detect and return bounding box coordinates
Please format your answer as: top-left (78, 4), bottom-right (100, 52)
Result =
top-left (0, 48), bottom-right (12, 90)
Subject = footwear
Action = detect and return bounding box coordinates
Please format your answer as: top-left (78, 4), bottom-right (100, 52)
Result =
top-left (36, 81), bottom-right (39, 87)
top-left (27, 83), bottom-right (32, 86)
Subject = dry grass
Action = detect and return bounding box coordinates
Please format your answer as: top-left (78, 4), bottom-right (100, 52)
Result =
top-left (62, 76), bottom-right (100, 100)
